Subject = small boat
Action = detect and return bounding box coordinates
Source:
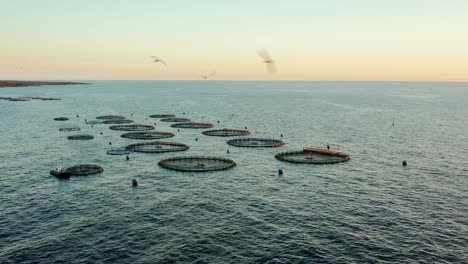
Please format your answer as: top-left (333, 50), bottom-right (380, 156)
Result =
top-left (50, 169), bottom-right (71, 179)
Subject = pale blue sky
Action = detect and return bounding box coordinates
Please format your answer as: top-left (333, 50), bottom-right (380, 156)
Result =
top-left (1, 0), bottom-right (467, 80)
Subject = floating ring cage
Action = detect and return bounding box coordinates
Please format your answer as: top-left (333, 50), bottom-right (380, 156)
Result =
top-left (109, 124), bottom-right (155, 131)
top-left (0, 97), bottom-right (30, 101)
top-left (160, 117), bottom-right (191, 122)
top-left (66, 164), bottom-right (103, 176)
top-left (170, 122), bottom-right (214, 129)
top-left (96, 115), bottom-right (126, 120)
top-left (158, 156), bottom-right (236, 172)
top-left (150, 114), bottom-right (176, 118)
top-left (107, 147), bottom-right (131, 155)
top-left (275, 149), bottom-right (351, 164)
top-left (54, 117), bottom-right (69, 121)
top-left (202, 128), bottom-right (251, 137)
top-left (227, 138), bottom-right (284, 147)
top-left (121, 131), bottom-right (175, 140)
top-left (86, 120), bottom-right (103, 125)
top-left (126, 141), bottom-right (189, 153)
top-left (59, 127), bottom-right (81, 132)
top-left (67, 134), bottom-right (94, 140)
top-left (21, 96), bottom-right (61, 101)
top-left (103, 119), bottom-right (134, 124)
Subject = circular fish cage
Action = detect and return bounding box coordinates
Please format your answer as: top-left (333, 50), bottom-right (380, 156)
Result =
top-left (227, 138), bottom-right (284, 147)
top-left (121, 131), bottom-right (175, 140)
top-left (109, 124), bottom-right (155, 131)
top-left (67, 134), bottom-right (94, 140)
top-left (202, 128), bottom-right (251, 137)
top-left (102, 119), bottom-right (134, 124)
top-left (275, 149), bottom-right (351, 164)
top-left (107, 147), bottom-right (131, 155)
top-left (160, 117), bottom-right (191, 122)
top-left (86, 120), bottom-right (103, 125)
top-left (150, 114), bottom-right (176, 118)
top-left (170, 122), bottom-right (214, 129)
top-left (158, 156), bottom-right (236, 172)
top-left (96, 115), bottom-right (126, 120)
top-left (54, 117), bottom-right (69, 121)
top-left (66, 164), bottom-right (103, 176)
top-left (126, 141), bottom-right (189, 153)
top-left (59, 127), bottom-right (81, 132)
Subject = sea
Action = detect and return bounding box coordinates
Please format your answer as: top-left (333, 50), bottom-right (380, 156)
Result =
top-left (0, 81), bottom-right (467, 263)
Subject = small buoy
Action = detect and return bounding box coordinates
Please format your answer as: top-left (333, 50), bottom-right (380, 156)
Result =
top-left (132, 178), bottom-right (138, 187)
top-left (327, 145), bottom-right (330, 150)
top-left (100, 132), bottom-right (103, 135)
top-left (402, 160), bottom-right (407, 166)
top-left (76, 114), bottom-right (79, 118)
top-left (278, 168), bottom-right (283, 175)
top-left (217, 120), bottom-right (220, 123)
top-left (280, 134), bottom-right (283, 137)
top-left (177, 129), bottom-right (180, 132)
top-left (195, 138), bottom-right (198, 141)
top-left (91, 125), bottom-right (94, 127)
top-left (245, 126), bottom-right (247, 129)
top-left (109, 142), bottom-right (112, 145)
top-left (131, 113), bottom-right (133, 116)
top-left (85, 119), bottom-right (87, 122)
top-left (183, 112), bottom-right (185, 115)
top-left (126, 155), bottom-right (130, 161)
top-left (227, 149), bottom-right (230, 154)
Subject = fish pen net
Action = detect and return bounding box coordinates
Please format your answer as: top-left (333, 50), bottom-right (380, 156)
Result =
top-left (150, 114), bottom-right (176, 118)
top-left (107, 148), bottom-right (131, 155)
top-left (227, 138), bottom-right (284, 147)
top-left (59, 127), bottom-right (81, 132)
top-left (109, 124), bottom-right (155, 131)
top-left (160, 117), bottom-right (191, 122)
top-left (66, 164), bottom-right (104, 175)
top-left (126, 141), bottom-right (189, 153)
top-left (170, 122), bottom-right (214, 129)
top-left (202, 128), bottom-right (251, 137)
top-left (54, 117), bottom-right (69, 121)
top-left (86, 120), bottom-right (103, 125)
top-left (67, 134), bottom-right (94, 140)
top-left (96, 115), bottom-right (126, 120)
top-left (121, 131), bottom-right (175, 140)
top-left (102, 119), bottom-right (134, 124)
top-left (158, 156), bottom-right (236, 172)
top-left (275, 149), bottom-right (351, 164)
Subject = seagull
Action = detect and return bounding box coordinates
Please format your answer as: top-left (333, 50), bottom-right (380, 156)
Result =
top-left (202, 71), bottom-right (216, 80)
top-left (150, 56), bottom-right (167, 66)
top-left (257, 49), bottom-right (276, 74)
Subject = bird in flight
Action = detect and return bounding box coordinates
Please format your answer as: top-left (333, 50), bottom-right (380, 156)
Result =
top-left (202, 71), bottom-right (216, 80)
top-left (150, 56), bottom-right (167, 66)
top-left (257, 49), bottom-right (276, 74)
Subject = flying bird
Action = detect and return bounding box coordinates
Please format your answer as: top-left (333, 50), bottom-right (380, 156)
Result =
top-left (150, 56), bottom-right (167, 66)
top-left (257, 49), bottom-right (276, 74)
top-left (202, 71), bottom-right (216, 80)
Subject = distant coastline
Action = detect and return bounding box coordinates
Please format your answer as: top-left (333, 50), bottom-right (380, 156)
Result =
top-left (0, 80), bottom-right (89, 88)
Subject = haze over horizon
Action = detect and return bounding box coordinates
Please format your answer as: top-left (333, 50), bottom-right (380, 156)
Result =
top-left (1, 0), bottom-right (468, 81)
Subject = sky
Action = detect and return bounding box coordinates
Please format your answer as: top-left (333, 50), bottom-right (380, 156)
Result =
top-left (1, 0), bottom-right (468, 81)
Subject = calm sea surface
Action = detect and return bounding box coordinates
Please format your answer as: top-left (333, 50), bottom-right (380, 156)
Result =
top-left (0, 81), bottom-right (467, 263)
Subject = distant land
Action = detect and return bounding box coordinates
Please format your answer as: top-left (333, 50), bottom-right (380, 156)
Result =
top-left (0, 80), bottom-right (88, 88)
